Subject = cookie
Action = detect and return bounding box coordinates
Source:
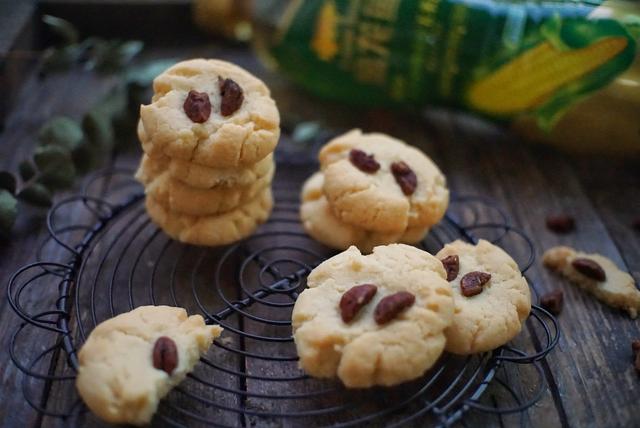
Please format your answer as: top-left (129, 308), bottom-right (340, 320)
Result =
top-left (137, 156), bottom-right (275, 216)
top-left (146, 187), bottom-right (273, 246)
top-left (139, 59), bottom-right (280, 168)
top-left (76, 305), bottom-right (222, 425)
top-left (543, 246), bottom-right (640, 318)
top-left (319, 130), bottom-right (449, 233)
top-left (292, 244), bottom-right (454, 388)
top-left (137, 123), bottom-right (275, 189)
top-left (300, 172), bottom-right (429, 252)
top-left (436, 240), bottom-right (531, 355)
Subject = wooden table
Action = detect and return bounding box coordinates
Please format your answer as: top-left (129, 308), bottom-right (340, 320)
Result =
top-left (1, 4), bottom-right (638, 428)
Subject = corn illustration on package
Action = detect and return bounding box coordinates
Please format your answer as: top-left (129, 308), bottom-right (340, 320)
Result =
top-left (258, 0), bottom-right (640, 153)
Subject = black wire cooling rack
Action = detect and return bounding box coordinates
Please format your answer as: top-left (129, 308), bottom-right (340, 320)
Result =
top-left (7, 157), bottom-right (559, 427)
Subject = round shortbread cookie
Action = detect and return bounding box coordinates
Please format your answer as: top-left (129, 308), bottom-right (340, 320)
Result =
top-left (435, 239), bottom-right (531, 355)
top-left (139, 59), bottom-right (280, 168)
top-left (137, 156), bottom-right (275, 216)
top-left (319, 130), bottom-right (449, 233)
top-left (292, 244), bottom-right (454, 388)
top-left (76, 306), bottom-right (222, 425)
top-left (300, 172), bottom-right (429, 252)
top-left (145, 187), bottom-right (273, 246)
top-left (137, 122), bottom-right (275, 189)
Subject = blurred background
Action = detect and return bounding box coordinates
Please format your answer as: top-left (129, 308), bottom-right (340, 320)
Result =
top-left (2, 0), bottom-right (640, 154)
top-left (0, 1), bottom-right (639, 427)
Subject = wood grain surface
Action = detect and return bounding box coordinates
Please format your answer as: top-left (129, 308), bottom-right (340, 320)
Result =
top-left (1, 21), bottom-right (639, 428)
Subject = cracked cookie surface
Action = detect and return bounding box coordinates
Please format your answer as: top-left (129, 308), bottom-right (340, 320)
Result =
top-left (139, 59), bottom-right (280, 168)
top-left (436, 240), bottom-right (531, 355)
top-left (543, 246), bottom-right (640, 318)
top-left (319, 130), bottom-right (449, 233)
top-left (76, 305), bottom-right (222, 425)
top-left (292, 244), bottom-right (454, 388)
top-left (137, 122), bottom-right (275, 189)
top-left (137, 153), bottom-right (275, 216)
top-left (300, 172), bottom-right (429, 252)
top-left (146, 187), bottom-right (273, 246)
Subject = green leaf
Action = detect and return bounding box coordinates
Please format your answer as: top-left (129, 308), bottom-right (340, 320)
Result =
top-left (0, 171), bottom-right (17, 195)
top-left (33, 145), bottom-right (76, 189)
top-left (291, 121), bottom-right (321, 145)
top-left (38, 116), bottom-right (84, 151)
top-left (19, 160), bottom-right (36, 181)
top-left (125, 59), bottom-right (176, 113)
top-left (83, 108), bottom-right (115, 153)
top-left (125, 59), bottom-right (175, 87)
top-left (115, 40), bottom-right (144, 65)
top-left (42, 15), bottom-right (79, 45)
top-left (41, 45), bottom-right (81, 74)
top-left (17, 183), bottom-right (53, 207)
top-left (82, 38), bottom-right (111, 71)
top-left (71, 141), bottom-right (97, 174)
top-left (89, 40), bottom-right (144, 73)
top-left (0, 190), bottom-right (17, 237)
top-left (112, 111), bottom-right (138, 150)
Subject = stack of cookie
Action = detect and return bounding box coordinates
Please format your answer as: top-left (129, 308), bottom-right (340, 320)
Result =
top-left (300, 130), bottom-right (449, 252)
top-left (135, 59), bottom-right (280, 246)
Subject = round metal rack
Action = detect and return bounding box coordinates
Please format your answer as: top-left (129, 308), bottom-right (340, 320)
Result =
top-left (7, 164), bottom-right (559, 427)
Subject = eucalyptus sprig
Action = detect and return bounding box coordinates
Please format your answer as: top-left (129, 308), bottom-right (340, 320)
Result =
top-left (0, 15), bottom-right (175, 237)
top-left (41, 15), bottom-right (144, 75)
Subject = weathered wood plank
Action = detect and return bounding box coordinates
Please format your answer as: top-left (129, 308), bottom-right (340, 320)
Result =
top-left (438, 114), bottom-right (639, 428)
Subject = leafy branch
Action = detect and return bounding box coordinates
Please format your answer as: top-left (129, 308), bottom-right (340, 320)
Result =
top-left (0, 15), bottom-right (173, 237)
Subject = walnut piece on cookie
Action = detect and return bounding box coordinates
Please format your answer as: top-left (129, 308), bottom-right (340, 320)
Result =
top-left (436, 240), bottom-right (531, 355)
top-left (299, 172), bottom-right (429, 252)
top-left (318, 129), bottom-right (449, 233)
top-left (292, 244), bottom-right (453, 388)
top-left (139, 59), bottom-right (280, 168)
top-left (76, 306), bottom-right (222, 425)
top-left (543, 246), bottom-right (640, 318)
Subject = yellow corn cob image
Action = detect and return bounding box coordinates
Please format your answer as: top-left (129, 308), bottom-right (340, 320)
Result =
top-left (311, 0), bottom-right (339, 61)
top-left (467, 36), bottom-right (628, 115)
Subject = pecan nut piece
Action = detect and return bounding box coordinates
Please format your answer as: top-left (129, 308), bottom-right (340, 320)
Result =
top-left (460, 271), bottom-right (491, 297)
top-left (349, 149), bottom-right (380, 173)
top-left (441, 255), bottom-right (460, 281)
top-left (391, 161), bottom-right (417, 195)
top-left (572, 258), bottom-right (606, 281)
top-left (183, 90), bottom-right (212, 123)
top-left (218, 77), bottom-right (244, 116)
top-left (546, 214), bottom-right (575, 234)
top-left (153, 336), bottom-right (178, 375)
top-left (339, 284), bottom-right (378, 323)
top-left (540, 289), bottom-right (564, 315)
top-left (374, 291), bottom-right (415, 325)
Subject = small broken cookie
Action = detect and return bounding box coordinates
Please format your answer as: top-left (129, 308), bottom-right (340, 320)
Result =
top-left (543, 246), bottom-right (640, 319)
top-left (76, 306), bottom-right (222, 425)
